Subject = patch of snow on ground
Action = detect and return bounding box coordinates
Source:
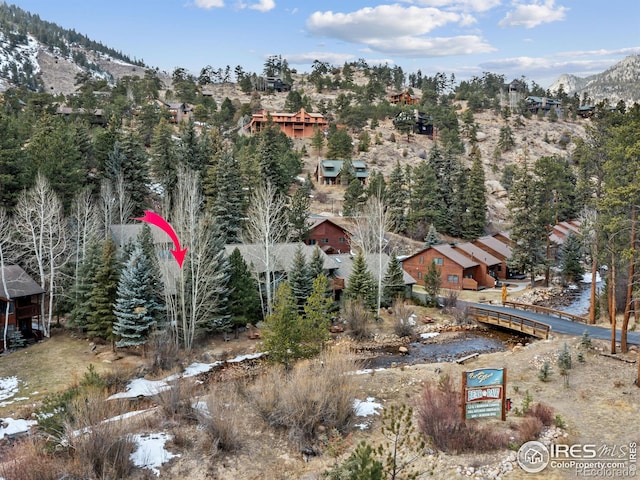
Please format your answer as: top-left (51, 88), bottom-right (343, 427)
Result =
top-left (0, 376), bottom-right (19, 406)
top-left (131, 432), bottom-right (180, 476)
top-left (0, 417), bottom-right (37, 440)
top-left (182, 362), bottom-right (222, 378)
top-left (353, 397), bottom-right (383, 417)
top-left (420, 332), bottom-right (440, 339)
top-left (107, 378), bottom-right (171, 400)
top-left (351, 367), bottom-right (387, 375)
top-left (227, 352), bottom-right (264, 363)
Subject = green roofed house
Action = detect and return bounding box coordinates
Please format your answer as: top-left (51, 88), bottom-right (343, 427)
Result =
top-left (314, 159), bottom-right (369, 186)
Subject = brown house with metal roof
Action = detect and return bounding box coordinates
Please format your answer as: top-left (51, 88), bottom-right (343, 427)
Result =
top-left (389, 91), bottom-right (420, 105)
top-left (401, 244), bottom-right (482, 290)
top-left (453, 242), bottom-right (500, 289)
top-left (0, 265), bottom-right (45, 349)
top-left (305, 218), bottom-right (351, 254)
top-left (471, 234), bottom-right (513, 280)
top-left (247, 108), bottom-right (328, 138)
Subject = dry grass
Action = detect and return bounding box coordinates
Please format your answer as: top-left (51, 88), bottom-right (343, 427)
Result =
top-left (197, 383), bottom-right (244, 455)
top-left (249, 348), bottom-right (360, 448)
top-left (0, 331), bottom-right (118, 416)
top-left (0, 436), bottom-right (69, 480)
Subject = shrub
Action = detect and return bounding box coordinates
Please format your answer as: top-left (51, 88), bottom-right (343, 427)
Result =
top-left (249, 349), bottom-right (359, 447)
top-left (344, 300), bottom-right (373, 340)
top-left (441, 289), bottom-right (459, 314)
top-left (197, 384), bottom-right (243, 455)
top-left (416, 375), bottom-right (509, 453)
top-left (324, 440), bottom-right (383, 480)
top-left (154, 378), bottom-right (197, 422)
top-left (517, 416), bottom-right (543, 442)
top-left (149, 330), bottom-right (181, 374)
top-left (0, 437), bottom-right (68, 480)
top-left (580, 330), bottom-right (592, 349)
top-left (392, 299), bottom-right (415, 338)
top-left (538, 360), bottom-right (552, 382)
top-left (64, 393), bottom-right (136, 479)
top-left (528, 402), bottom-right (555, 426)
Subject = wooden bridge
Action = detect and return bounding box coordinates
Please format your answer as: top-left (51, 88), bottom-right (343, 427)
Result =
top-left (502, 301), bottom-right (588, 323)
top-left (467, 306), bottom-right (551, 339)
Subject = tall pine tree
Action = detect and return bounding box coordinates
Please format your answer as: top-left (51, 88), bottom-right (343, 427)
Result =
top-left (113, 242), bottom-right (164, 348)
top-left (227, 248), bottom-right (262, 331)
top-left (381, 255), bottom-right (405, 307)
top-left (87, 238), bottom-right (120, 344)
top-left (345, 251), bottom-right (376, 311)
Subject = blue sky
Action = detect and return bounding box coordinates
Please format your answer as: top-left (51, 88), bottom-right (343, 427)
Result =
top-left (13, 0), bottom-right (640, 88)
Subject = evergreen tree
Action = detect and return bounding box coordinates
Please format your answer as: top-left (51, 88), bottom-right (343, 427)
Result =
top-left (387, 161), bottom-right (407, 233)
top-left (407, 160), bottom-right (438, 238)
top-left (288, 187), bottom-right (311, 242)
top-left (288, 246), bottom-right (313, 314)
top-left (424, 224), bottom-right (441, 247)
top-left (366, 170), bottom-right (386, 200)
top-left (345, 251), bottom-right (376, 311)
top-left (311, 126), bottom-right (325, 158)
top-left (87, 238), bottom-right (119, 343)
top-left (462, 148), bottom-right (487, 239)
top-left (0, 112), bottom-right (28, 211)
top-left (339, 158), bottom-right (356, 186)
top-left (308, 246), bottom-right (326, 279)
top-left (343, 178), bottom-right (365, 216)
top-left (227, 248), bottom-right (262, 330)
top-left (498, 125), bottom-right (515, 152)
top-left (212, 150), bottom-right (245, 244)
top-left (149, 117), bottom-right (178, 198)
top-left (508, 159), bottom-right (547, 286)
top-left (560, 232), bottom-right (585, 285)
top-left (117, 131), bottom-right (150, 216)
top-left (177, 118), bottom-right (207, 174)
top-left (326, 125), bottom-right (353, 159)
top-left (69, 239), bottom-right (102, 330)
top-left (381, 255), bottom-right (405, 307)
top-left (301, 274), bottom-right (332, 356)
top-left (113, 243), bottom-right (163, 348)
top-left (423, 260), bottom-right (441, 305)
top-left (262, 282), bottom-right (304, 368)
top-left (26, 114), bottom-right (83, 211)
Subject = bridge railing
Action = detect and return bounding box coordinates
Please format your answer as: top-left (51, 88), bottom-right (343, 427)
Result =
top-left (468, 306), bottom-right (550, 339)
top-left (503, 301), bottom-right (587, 323)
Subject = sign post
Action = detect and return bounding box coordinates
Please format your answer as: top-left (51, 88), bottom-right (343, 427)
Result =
top-left (462, 368), bottom-right (507, 421)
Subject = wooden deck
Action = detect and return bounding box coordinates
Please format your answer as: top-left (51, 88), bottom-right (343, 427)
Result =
top-left (468, 306), bottom-right (550, 339)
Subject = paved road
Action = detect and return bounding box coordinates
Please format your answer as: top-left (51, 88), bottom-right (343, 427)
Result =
top-left (462, 302), bottom-right (640, 346)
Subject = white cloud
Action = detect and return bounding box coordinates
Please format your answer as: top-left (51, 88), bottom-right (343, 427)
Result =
top-left (284, 51), bottom-right (356, 66)
top-left (499, 0), bottom-right (568, 28)
top-left (368, 35), bottom-right (495, 57)
top-left (238, 0), bottom-right (275, 12)
top-left (402, 0), bottom-right (501, 13)
top-left (193, 0), bottom-right (224, 8)
top-left (307, 5), bottom-right (463, 42)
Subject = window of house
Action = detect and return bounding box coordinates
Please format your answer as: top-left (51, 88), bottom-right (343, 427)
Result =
top-left (447, 275), bottom-right (459, 283)
top-left (419, 256), bottom-right (424, 264)
top-left (417, 272), bottom-right (423, 280)
top-left (322, 238), bottom-right (329, 243)
top-left (308, 239), bottom-right (317, 245)
top-left (338, 237), bottom-right (345, 243)
top-left (434, 258), bottom-right (443, 265)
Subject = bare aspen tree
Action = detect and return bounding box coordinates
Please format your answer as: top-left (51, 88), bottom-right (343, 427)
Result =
top-left (98, 176), bottom-right (133, 238)
top-left (349, 192), bottom-right (390, 317)
top-left (243, 181), bottom-right (290, 317)
top-left (13, 174), bottom-right (68, 337)
top-left (0, 208), bottom-right (11, 350)
top-left (69, 188), bottom-right (100, 299)
top-left (161, 168), bottom-right (229, 350)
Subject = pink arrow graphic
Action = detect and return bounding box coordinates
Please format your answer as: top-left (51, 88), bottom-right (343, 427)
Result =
top-left (134, 210), bottom-right (187, 268)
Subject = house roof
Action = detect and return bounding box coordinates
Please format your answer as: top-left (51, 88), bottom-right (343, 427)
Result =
top-left (319, 160), bottom-right (369, 179)
top-left (474, 235), bottom-right (513, 259)
top-left (332, 253), bottom-right (416, 287)
top-left (431, 244), bottom-right (479, 269)
top-left (0, 265), bottom-right (44, 300)
top-left (309, 217), bottom-right (352, 235)
top-left (224, 243), bottom-right (339, 274)
top-left (110, 224), bottom-right (173, 248)
top-left (454, 242), bottom-right (501, 266)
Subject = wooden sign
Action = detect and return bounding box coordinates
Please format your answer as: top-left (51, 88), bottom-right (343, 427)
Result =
top-left (462, 368), bottom-right (506, 421)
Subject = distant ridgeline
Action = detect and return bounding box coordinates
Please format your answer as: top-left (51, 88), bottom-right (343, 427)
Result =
top-left (0, 2), bottom-right (144, 90)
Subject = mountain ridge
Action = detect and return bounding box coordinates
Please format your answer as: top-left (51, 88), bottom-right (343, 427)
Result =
top-left (548, 54), bottom-right (640, 104)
